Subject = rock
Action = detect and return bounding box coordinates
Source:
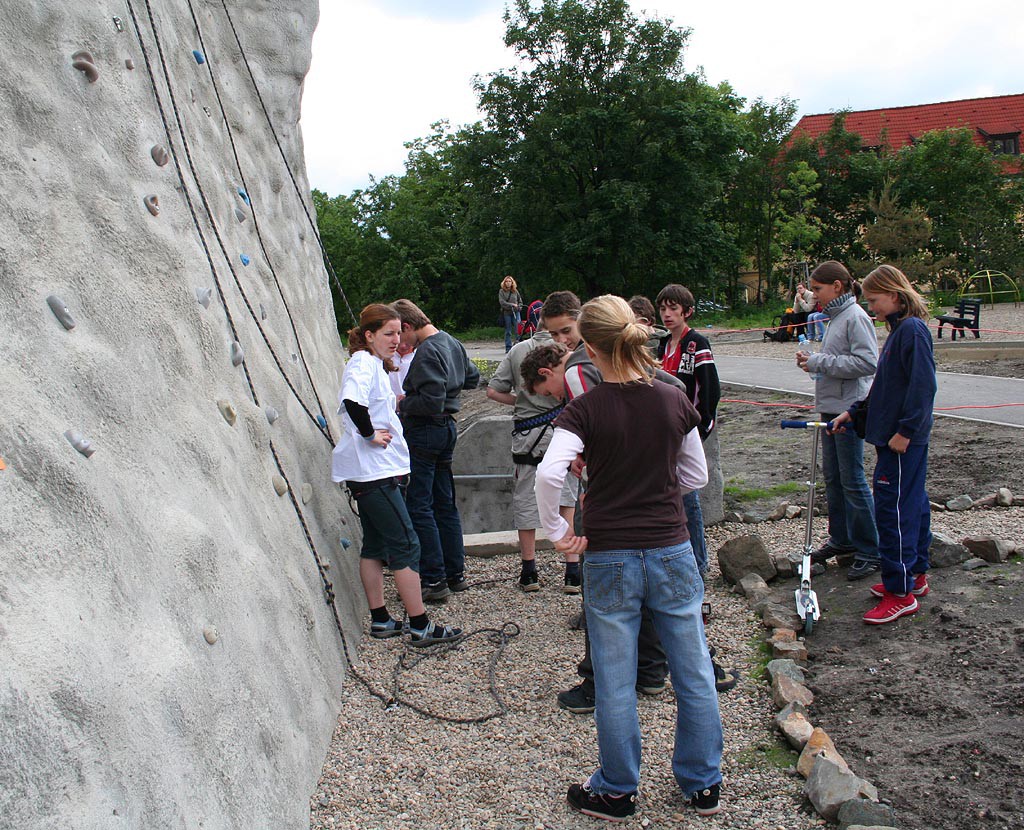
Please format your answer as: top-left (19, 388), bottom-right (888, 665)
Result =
top-left (769, 628), bottom-right (796, 644)
top-left (737, 573), bottom-right (772, 603)
top-left (717, 535), bottom-right (777, 584)
top-left (946, 494), bottom-right (973, 511)
top-left (962, 557), bottom-right (990, 571)
top-left (973, 492), bottom-right (998, 508)
top-left (773, 552), bottom-right (801, 578)
top-left (740, 510), bottom-right (762, 523)
top-left (929, 532), bottom-right (970, 568)
top-left (845, 826), bottom-right (898, 830)
top-left (804, 756), bottom-right (877, 821)
top-left (722, 510), bottom-right (744, 523)
top-left (768, 503), bottom-right (789, 521)
top-left (837, 798), bottom-right (897, 829)
top-left (930, 500), bottom-right (947, 512)
top-left (963, 535), bottom-right (1012, 563)
top-left (776, 706), bottom-right (814, 750)
top-left (785, 504), bottom-right (802, 519)
top-left (772, 673), bottom-right (814, 709)
top-left (761, 603), bottom-right (800, 630)
top-left (997, 487), bottom-right (1014, 507)
top-left (767, 658), bottom-right (806, 684)
top-left (773, 640), bottom-right (808, 662)
top-left (797, 728), bottom-right (847, 778)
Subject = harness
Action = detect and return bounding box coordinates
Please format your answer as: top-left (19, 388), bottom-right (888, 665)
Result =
top-left (511, 404), bottom-right (564, 466)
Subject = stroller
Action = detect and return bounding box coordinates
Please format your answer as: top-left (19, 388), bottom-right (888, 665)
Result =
top-left (517, 299), bottom-right (544, 341)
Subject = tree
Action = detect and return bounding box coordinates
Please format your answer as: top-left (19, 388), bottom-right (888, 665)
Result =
top-left (774, 161), bottom-right (823, 274)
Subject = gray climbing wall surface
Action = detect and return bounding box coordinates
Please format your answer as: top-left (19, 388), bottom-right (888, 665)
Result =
top-left (0, 2), bottom-right (362, 827)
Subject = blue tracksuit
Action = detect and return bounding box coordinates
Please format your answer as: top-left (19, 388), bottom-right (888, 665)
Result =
top-left (849, 314), bottom-right (936, 594)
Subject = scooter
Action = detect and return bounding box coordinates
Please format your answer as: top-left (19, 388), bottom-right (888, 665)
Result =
top-left (779, 419), bottom-right (833, 635)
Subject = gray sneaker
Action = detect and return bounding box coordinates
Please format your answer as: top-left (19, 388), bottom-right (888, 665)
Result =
top-left (421, 581), bottom-right (451, 603)
top-left (847, 559), bottom-right (881, 581)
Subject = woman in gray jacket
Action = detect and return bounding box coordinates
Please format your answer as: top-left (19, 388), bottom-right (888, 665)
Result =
top-left (795, 261), bottom-right (880, 580)
top-left (499, 275), bottom-right (523, 353)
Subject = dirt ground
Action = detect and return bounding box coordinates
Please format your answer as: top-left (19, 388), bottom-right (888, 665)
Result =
top-left (458, 356), bottom-right (1024, 830)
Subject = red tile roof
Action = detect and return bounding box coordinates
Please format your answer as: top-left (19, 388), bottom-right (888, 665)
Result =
top-left (791, 93), bottom-right (1024, 151)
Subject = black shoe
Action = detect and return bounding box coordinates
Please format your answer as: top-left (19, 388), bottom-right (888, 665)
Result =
top-left (563, 571), bottom-right (582, 594)
top-left (568, 610), bottom-right (586, 631)
top-left (409, 620), bottom-right (462, 647)
top-left (810, 540), bottom-right (856, 564)
top-left (687, 783), bottom-right (721, 816)
top-left (713, 660), bottom-right (739, 693)
top-left (557, 682), bottom-right (596, 714)
top-left (421, 581), bottom-right (450, 604)
top-left (447, 575), bottom-right (470, 592)
top-left (637, 679), bottom-right (667, 696)
top-left (846, 559), bottom-right (881, 581)
top-left (567, 781), bottom-right (637, 822)
top-left (518, 570), bottom-right (540, 592)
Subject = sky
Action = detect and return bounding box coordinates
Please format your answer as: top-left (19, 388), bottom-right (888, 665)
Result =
top-left (301, 0), bottom-right (1024, 196)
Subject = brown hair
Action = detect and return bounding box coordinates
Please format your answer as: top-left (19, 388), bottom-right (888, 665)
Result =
top-left (810, 260), bottom-right (861, 299)
top-left (540, 290), bottom-right (582, 321)
top-left (862, 264), bottom-right (929, 328)
top-left (390, 298), bottom-right (430, 330)
top-left (501, 275), bottom-right (518, 292)
top-left (347, 304), bottom-right (400, 372)
top-left (520, 341), bottom-right (569, 394)
top-left (655, 284), bottom-right (696, 311)
top-left (627, 295), bottom-right (657, 324)
top-left (579, 295), bottom-right (657, 383)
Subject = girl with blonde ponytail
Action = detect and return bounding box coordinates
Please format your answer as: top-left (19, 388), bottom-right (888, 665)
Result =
top-left (536, 294), bottom-right (724, 819)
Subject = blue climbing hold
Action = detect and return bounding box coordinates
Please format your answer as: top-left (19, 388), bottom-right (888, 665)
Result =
top-left (316, 415), bottom-right (327, 429)
top-left (340, 538), bottom-right (351, 550)
top-left (240, 254), bottom-right (250, 266)
top-left (237, 188), bottom-right (250, 205)
top-left (192, 50), bottom-right (206, 65)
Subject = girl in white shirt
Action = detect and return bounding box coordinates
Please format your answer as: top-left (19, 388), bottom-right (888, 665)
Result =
top-left (332, 304), bottom-right (460, 647)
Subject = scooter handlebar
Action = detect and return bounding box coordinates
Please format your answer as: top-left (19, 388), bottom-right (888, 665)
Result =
top-left (780, 419), bottom-right (835, 430)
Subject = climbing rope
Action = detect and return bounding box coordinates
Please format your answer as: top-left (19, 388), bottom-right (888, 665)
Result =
top-left (182, 0), bottom-right (331, 432)
top-left (217, 0), bottom-right (358, 328)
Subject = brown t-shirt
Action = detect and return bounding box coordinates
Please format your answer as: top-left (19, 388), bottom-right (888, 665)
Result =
top-left (554, 379), bottom-right (701, 551)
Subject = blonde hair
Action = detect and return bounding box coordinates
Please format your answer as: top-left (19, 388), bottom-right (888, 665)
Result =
top-left (862, 264), bottom-right (929, 328)
top-left (501, 275), bottom-right (518, 292)
top-left (578, 295), bottom-right (657, 382)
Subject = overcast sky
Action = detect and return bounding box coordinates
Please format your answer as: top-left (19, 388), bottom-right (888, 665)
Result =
top-left (301, 0), bottom-right (1024, 196)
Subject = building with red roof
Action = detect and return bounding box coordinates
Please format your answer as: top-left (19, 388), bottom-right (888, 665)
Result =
top-left (791, 93), bottom-right (1023, 168)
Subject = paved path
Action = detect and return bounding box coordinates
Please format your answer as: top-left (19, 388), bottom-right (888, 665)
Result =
top-left (465, 344), bottom-right (1024, 429)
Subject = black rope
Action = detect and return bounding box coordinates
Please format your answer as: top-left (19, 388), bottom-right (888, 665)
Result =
top-left (217, 0), bottom-right (358, 328)
top-left (133, 0), bottom-right (332, 445)
top-left (182, 0), bottom-right (331, 433)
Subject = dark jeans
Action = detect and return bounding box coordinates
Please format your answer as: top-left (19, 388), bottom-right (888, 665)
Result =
top-left (503, 311), bottom-right (520, 352)
top-left (403, 419), bottom-right (466, 585)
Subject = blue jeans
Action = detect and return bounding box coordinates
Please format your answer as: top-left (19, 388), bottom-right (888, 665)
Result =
top-left (820, 416), bottom-right (878, 563)
top-left (682, 489), bottom-right (707, 576)
top-left (503, 311), bottom-right (520, 352)
top-left (807, 311), bottom-right (827, 340)
top-left (874, 444), bottom-right (931, 594)
top-left (403, 420), bottom-right (466, 585)
top-left (584, 542), bottom-right (723, 796)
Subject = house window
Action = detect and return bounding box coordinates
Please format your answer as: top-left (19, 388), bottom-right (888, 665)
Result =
top-left (988, 135), bottom-right (1020, 156)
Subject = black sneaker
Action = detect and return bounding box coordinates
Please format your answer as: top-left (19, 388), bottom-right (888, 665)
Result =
top-left (409, 621), bottom-right (462, 647)
top-left (567, 781), bottom-right (637, 822)
top-left (557, 682), bottom-right (596, 714)
top-left (421, 581), bottom-right (451, 604)
top-left (563, 570), bottom-right (582, 594)
top-left (687, 782), bottom-right (721, 817)
top-left (447, 575), bottom-right (470, 592)
top-left (518, 570), bottom-right (540, 592)
top-left (637, 679), bottom-right (667, 696)
top-left (846, 559), bottom-right (881, 581)
top-left (713, 660), bottom-right (739, 693)
top-left (810, 540), bottom-right (856, 565)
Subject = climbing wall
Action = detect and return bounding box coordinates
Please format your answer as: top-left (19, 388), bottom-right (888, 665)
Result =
top-left (0, 2), bottom-right (361, 827)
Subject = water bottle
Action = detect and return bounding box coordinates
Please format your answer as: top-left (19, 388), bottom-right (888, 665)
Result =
top-left (798, 334), bottom-right (822, 382)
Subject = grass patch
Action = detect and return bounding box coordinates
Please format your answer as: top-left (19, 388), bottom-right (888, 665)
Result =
top-left (724, 478), bottom-right (803, 502)
top-left (746, 636), bottom-right (773, 683)
top-left (736, 738), bottom-right (799, 771)
top-left (453, 325), bottom-right (504, 341)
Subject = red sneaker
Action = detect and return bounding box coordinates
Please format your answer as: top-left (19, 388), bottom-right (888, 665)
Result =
top-left (869, 573), bottom-right (929, 598)
top-left (863, 591), bottom-right (918, 625)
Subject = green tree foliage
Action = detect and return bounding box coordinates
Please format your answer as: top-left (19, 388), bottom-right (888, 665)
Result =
top-left (774, 161), bottom-right (823, 269)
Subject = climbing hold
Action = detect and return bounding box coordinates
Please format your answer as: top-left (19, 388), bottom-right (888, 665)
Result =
top-left (203, 106), bottom-right (212, 117)
top-left (239, 254), bottom-right (250, 266)
top-left (272, 475), bottom-right (289, 496)
top-left (300, 483), bottom-right (313, 504)
top-left (0, 458), bottom-right (7, 471)
top-left (46, 295), bottom-right (76, 330)
top-left (291, 352), bottom-right (299, 364)
top-left (340, 537), bottom-right (351, 550)
top-left (316, 415), bottom-right (327, 430)
top-left (237, 188), bottom-right (250, 205)
top-left (203, 625), bottom-right (218, 645)
top-left (71, 51), bottom-right (99, 84)
top-left (230, 342), bottom-right (244, 366)
top-left (217, 399), bottom-right (236, 426)
top-left (265, 406), bottom-right (279, 425)
top-left (143, 194), bottom-right (160, 216)
top-left (195, 287), bottom-right (213, 308)
top-left (64, 430), bottom-right (96, 458)
top-left (150, 145), bottom-right (170, 167)
top-left (125, 58), bottom-right (135, 71)
top-left (112, 16), bottom-right (124, 32)
top-left (192, 49), bottom-right (206, 65)
top-left (234, 207), bottom-right (246, 223)
top-left (259, 303), bottom-right (267, 320)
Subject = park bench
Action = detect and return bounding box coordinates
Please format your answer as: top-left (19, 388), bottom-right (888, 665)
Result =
top-left (936, 298), bottom-right (982, 340)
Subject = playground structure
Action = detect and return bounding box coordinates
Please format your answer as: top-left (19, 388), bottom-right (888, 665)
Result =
top-left (958, 269), bottom-right (1021, 307)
